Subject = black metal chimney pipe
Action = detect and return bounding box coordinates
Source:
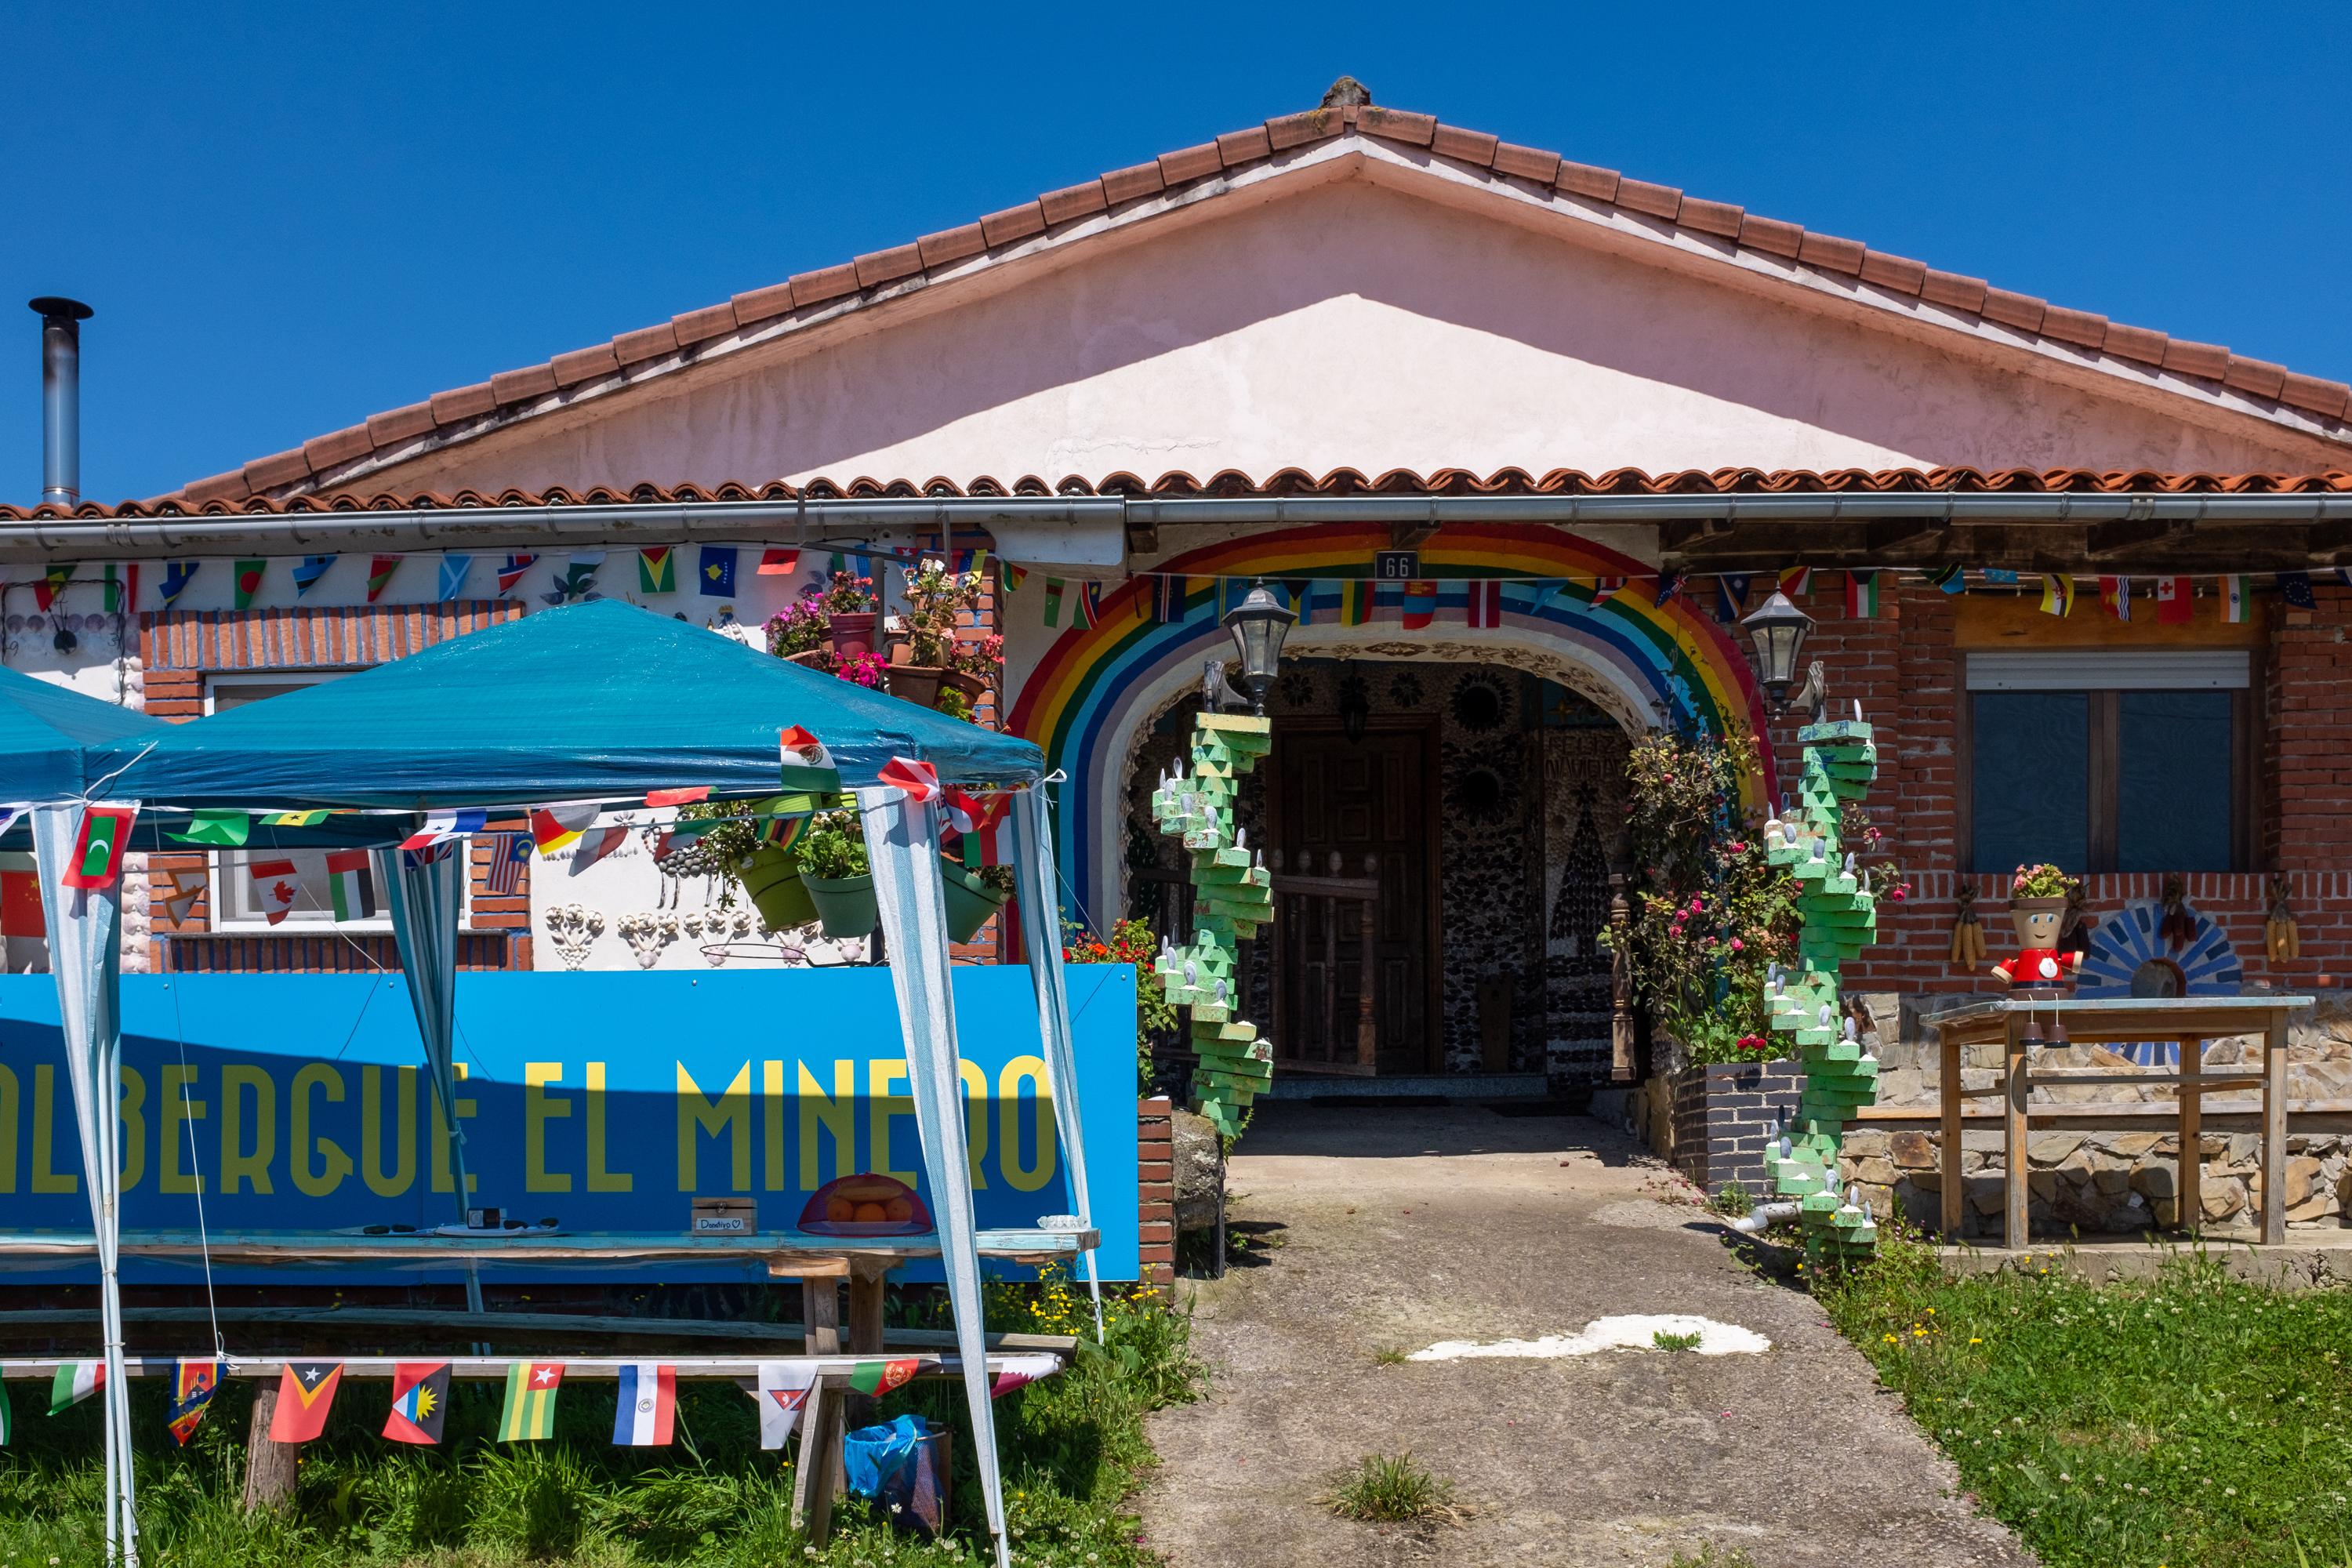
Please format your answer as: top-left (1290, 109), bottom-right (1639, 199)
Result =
top-left (29, 296), bottom-right (93, 507)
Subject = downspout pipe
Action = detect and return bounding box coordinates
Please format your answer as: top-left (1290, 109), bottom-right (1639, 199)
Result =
top-left (29, 298), bottom-right (93, 509)
top-left (1730, 1200), bottom-right (1801, 1235)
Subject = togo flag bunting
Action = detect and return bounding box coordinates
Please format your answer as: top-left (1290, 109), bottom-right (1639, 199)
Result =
top-left (62, 804), bottom-right (137, 890)
top-left (1844, 570), bottom-right (1881, 618)
top-left (167, 1359), bottom-right (219, 1445)
top-left (49, 1361), bottom-right (103, 1414)
top-left (270, 1363), bottom-right (343, 1443)
top-left (249, 858), bottom-right (303, 925)
top-left (753, 1362), bottom-right (816, 1450)
top-left (613, 1363), bottom-right (677, 1446)
top-left (383, 1362), bottom-right (451, 1445)
top-left (325, 849), bottom-right (376, 922)
top-left (499, 1362), bottom-right (565, 1441)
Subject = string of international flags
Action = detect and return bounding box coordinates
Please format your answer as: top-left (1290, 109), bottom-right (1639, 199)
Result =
top-left (16, 1351), bottom-right (1058, 1449)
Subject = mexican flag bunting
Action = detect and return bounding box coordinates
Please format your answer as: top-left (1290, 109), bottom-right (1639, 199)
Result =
top-left (1465, 579), bottom-right (1504, 628)
top-left (2038, 574), bottom-right (2075, 617)
top-left (249, 858), bottom-right (303, 925)
top-left (1337, 580), bottom-right (1374, 626)
top-left (1042, 577), bottom-right (1067, 627)
top-left (166, 1359), bottom-right (219, 1446)
top-left (437, 554), bottom-right (474, 601)
top-left (291, 555), bottom-right (336, 596)
top-left (401, 809), bottom-right (485, 851)
top-left (495, 554), bottom-right (537, 597)
top-left (234, 560), bottom-right (265, 610)
top-left (1591, 575), bottom-right (1626, 604)
top-left (383, 1363), bottom-right (451, 1445)
top-left (159, 561), bottom-right (200, 607)
top-left (779, 725), bottom-right (833, 772)
top-left (1926, 564), bottom-right (1965, 595)
top-left (34, 563), bottom-right (74, 611)
top-left (2153, 575), bottom-right (2191, 624)
top-left (2281, 571), bottom-right (2317, 609)
top-left (49, 1361), bottom-right (103, 1414)
top-left (848, 1359), bottom-right (920, 1396)
top-left (531, 803), bottom-right (601, 857)
top-left (365, 555), bottom-right (402, 602)
top-left (2097, 575), bottom-right (2131, 621)
top-left (325, 849), bottom-right (376, 922)
top-left (754, 1363), bottom-right (815, 1450)
top-left (637, 546), bottom-right (676, 593)
top-left (1844, 570), bottom-right (1881, 618)
top-left (612, 1363), bottom-right (676, 1446)
top-left (270, 1363), bottom-right (343, 1443)
top-left (62, 804), bottom-right (137, 890)
top-left (2223, 574), bottom-right (2252, 623)
top-left (169, 810), bottom-right (250, 847)
top-left (1712, 573), bottom-right (1751, 622)
top-left (756, 547), bottom-right (798, 577)
top-left (1399, 580), bottom-right (1438, 630)
top-left (103, 563), bottom-right (137, 614)
top-left (1777, 566), bottom-right (1812, 597)
top-left (498, 1362), bottom-right (565, 1442)
top-left (989, 1352), bottom-right (1062, 1399)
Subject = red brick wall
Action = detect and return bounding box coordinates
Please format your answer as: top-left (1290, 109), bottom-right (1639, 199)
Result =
top-left (138, 603), bottom-right (532, 973)
top-left (1137, 1095), bottom-right (1175, 1285)
top-left (1763, 574), bottom-right (2352, 994)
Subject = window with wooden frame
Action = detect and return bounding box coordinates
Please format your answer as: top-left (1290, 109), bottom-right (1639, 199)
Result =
top-left (1961, 649), bottom-right (2255, 874)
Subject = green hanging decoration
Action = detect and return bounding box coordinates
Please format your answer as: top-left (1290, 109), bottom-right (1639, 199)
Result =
top-left (1763, 705), bottom-right (1882, 1265)
top-left (1148, 712), bottom-right (1276, 1138)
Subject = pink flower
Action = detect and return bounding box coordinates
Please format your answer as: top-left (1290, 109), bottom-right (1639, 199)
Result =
top-left (1668, 924), bottom-right (1684, 938)
top-left (1727, 840), bottom-right (1746, 854)
top-left (1730, 938), bottom-right (1744, 952)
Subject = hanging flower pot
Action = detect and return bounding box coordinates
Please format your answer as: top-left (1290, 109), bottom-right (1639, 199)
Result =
top-left (784, 649), bottom-right (829, 670)
top-left (887, 665), bottom-right (948, 710)
top-left (825, 611), bottom-right (880, 659)
top-left (938, 858), bottom-right (1010, 944)
top-left (805, 872), bottom-right (879, 939)
top-left (943, 669), bottom-right (991, 707)
top-left (737, 843), bottom-right (817, 931)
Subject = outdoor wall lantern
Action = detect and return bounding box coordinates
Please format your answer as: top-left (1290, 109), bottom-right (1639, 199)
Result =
top-left (1739, 589), bottom-right (1822, 716)
top-left (1210, 578), bottom-right (1297, 716)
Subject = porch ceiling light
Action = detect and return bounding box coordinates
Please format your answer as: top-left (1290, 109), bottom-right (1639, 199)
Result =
top-left (1739, 590), bottom-right (1813, 707)
top-left (1222, 578), bottom-right (1297, 717)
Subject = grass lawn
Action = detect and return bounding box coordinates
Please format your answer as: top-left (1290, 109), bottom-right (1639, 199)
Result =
top-left (0, 1272), bottom-right (1200, 1568)
top-left (1820, 1232), bottom-right (2352, 1568)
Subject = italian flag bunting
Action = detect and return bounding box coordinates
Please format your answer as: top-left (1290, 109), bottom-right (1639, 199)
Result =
top-left (49, 1361), bottom-right (102, 1414)
top-left (103, 563), bottom-right (136, 613)
top-left (1844, 570), bottom-right (1880, 618)
top-left (325, 850), bottom-right (376, 922)
top-left (62, 804), bottom-right (137, 891)
top-left (2223, 574), bottom-right (2252, 623)
top-left (499, 1362), bottom-right (564, 1442)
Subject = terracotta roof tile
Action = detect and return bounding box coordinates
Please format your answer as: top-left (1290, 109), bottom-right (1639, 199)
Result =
top-left (1038, 180), bottom-right (1109, 227)
top-left (365, 401), bottom-right (437, 446)
top-left (2039, 305), bottom-right (2109, 350)
top-left (787, 262), bottom-right (861, 307)
top-left (1356, 107), bottom-right (1436, 147)
top-left (1678, 198), bottom-right (1744, 239)
top-left (1215, 126), bottom-right (1273, 166)
top-left (241, 448), bottom-right (313, 491)
top-left (1980, 287), bottom-right (2048, 334)
top-left (1614, 177), bottom-right (1682, 222)
top-left (1429, 123), bottom-right (1500, 166)
top-left (1156, 142), bottom-right (1223, 185)
top-left (1098, 161), bottom-right (1167, 206)
top-left (1490, 140), bottom-right (1561, 184)
top-left (429, 383), bottom-right (497, 424)
top-left (853, 243), bottom-right (926, 290)
top-left (610, 322), bottom-right (681, 367)
top-left (489, 364), bottom-right (558, 404)
top-left (550, 343), bottom-right (622, 387)
top-left (916, 223), bottom-right (989, 269)
top-left (174, 93), bottom-right (2346, 501)
top-left (1796, 230), bottom-right (1867, 276)
top-left (303, 425), bottom-right (375, 472)
top-left (180, 469), bottom-right (252, 504)
top-left (1858, 250), bottom-right (1927, 296)
top-left (1553, 159), bottom-right (1620, 201)
top-left (670, 302), bottom-right (740, 346)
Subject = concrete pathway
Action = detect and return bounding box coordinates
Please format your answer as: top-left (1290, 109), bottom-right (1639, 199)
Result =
top-left (1135, 1102), bottom-right (2036, 1568)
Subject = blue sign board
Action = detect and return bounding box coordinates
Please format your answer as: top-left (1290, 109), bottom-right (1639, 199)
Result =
top-left (0, 965), bottom-right (1139, 1285)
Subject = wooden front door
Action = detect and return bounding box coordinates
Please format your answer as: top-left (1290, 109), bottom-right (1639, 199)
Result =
top-left (1269, 718), bottom-right (1442, 1074)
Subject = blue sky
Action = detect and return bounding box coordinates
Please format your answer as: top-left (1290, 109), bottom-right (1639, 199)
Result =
top-left (8, 2), bottom-right (2348, 504)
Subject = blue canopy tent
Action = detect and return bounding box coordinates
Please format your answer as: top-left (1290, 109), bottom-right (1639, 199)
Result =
top-left (1, 666), bottom-right (168, 1565)
top-left (67, 601), bottom-right (1097, 1567)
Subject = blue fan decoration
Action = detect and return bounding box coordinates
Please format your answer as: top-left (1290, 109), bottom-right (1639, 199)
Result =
top-left (2075, 898), bottom-right (2245, 1065)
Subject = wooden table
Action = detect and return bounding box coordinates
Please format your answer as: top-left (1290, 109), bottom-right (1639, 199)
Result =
top-left (1933, 996), bottom-right (2310, 1248)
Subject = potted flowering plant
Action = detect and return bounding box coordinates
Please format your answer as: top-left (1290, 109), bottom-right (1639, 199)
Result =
top-left (798, 810), bottom-right (877, 938)
top-left (938, 858), bottom-right (1014, 943)
top-left (2008, 862), bottom-right (2075, 947)
top-left (883, 560), bottom-right (972, 710)
top-left (766, 592), bottom-right (833, 670)
top-left (947, 630), bottom-right (1004, 710)
top-left (817, 570), bottom-right (881, 659)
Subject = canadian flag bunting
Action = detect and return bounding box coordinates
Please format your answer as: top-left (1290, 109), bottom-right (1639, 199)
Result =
top-left (877, 756), bottom-right (939, 803)
top-left (249, 858), bottom-right (303, 926)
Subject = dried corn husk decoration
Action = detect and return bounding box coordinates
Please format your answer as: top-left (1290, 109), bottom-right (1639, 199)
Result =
top-left (2265, 873), bottom-right (2300, 963)
top-left (1948, 882), bottom-right (1987, 967)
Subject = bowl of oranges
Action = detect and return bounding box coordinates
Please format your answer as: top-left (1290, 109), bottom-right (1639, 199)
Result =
top-left (800, 1172), bottom-right (931, 1236)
